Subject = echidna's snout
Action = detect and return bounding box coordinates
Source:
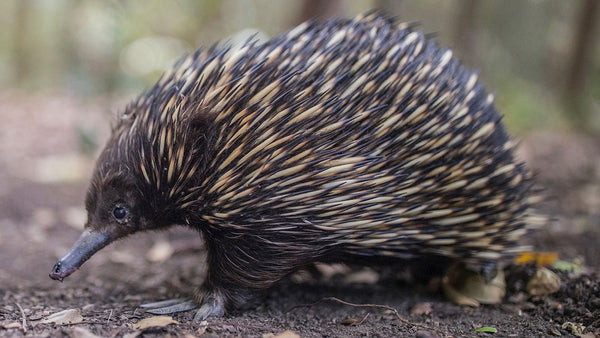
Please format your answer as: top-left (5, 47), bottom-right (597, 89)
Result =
top-left (49, 229), bottom-right (112, 281)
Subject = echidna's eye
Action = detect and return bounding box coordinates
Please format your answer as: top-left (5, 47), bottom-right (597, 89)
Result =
top-left (112, 205), bottom-right (129, 223)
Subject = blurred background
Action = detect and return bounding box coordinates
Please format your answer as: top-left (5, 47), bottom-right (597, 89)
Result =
top-left (0, 0), bottom-right (598, 288)
top-left (1, 0), bottom-right (599, 130)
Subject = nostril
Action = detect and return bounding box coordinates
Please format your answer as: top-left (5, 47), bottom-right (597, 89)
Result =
top-left (53, 261), bottom-right (62, 274)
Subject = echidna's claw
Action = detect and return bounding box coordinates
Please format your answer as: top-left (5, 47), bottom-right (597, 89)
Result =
top-left (193, 302), bottom-right (225, 321)
top-left (140, 298), bottom-right (189, 308)
top-left (141, 298), bottom-right (198, 314)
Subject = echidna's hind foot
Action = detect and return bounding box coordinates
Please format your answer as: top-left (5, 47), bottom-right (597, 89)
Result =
top-left (192, 286), bottom-right (226, 321)
top-left (442, 262), bottom-right (506, 307)
top-left (140, 298), bottom-right (198, 314)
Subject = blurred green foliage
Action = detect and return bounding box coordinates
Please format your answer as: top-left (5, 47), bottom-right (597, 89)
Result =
top-left (0, 0), bottom-right (598, 133)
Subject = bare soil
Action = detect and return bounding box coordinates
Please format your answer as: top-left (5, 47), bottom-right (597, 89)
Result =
top-left (0, 91), bottom-right (598, 337)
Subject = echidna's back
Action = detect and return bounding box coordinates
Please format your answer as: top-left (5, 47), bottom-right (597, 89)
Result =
top-left (151, 12), bottom-right (535, 267)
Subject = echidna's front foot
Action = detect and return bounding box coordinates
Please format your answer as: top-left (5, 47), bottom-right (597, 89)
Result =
top-left (140, 287), bottom-right (226, 320)
top-left (140, 298), bottom-right (198, 314)
top-left (192, 286), bottom-right (226, 321)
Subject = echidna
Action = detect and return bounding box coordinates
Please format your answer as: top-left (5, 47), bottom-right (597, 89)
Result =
top-left (50, 12), bottom-right (541, 319)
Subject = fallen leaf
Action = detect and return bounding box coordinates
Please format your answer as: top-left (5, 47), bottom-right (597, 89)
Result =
top-left (561, 322), bottom-right (585, 335)
top-left (415, 329), bottom-right (439, 338)
top-left (475, 326), bottom-right (497, 333)
top-left (40, 309), bottom-right (83, 325)
top-left (515, 251), bottom-right (558, 266)
top-left (273, 331), bottom-right (300, 338)
top-left (526, 268), bottom-right (561, 296)
top-left (552, 259), bottom-right (584, 274)
top-left (70, 326), bottom-right (103, 338)
top-left (81, 304), bottom-right (96, 312)
top-left (410, 302), bottom-right (433, 316)
top-left (132, 316), bottom-right (178, 330)
top-left (197, 320), bottom-right (209, 335)
top-left (1, 321), bottom-right (22, 329)
top-left (547, 327), bottom-right (562, 336)
top-left (341, 315), bottom-right (368, 326)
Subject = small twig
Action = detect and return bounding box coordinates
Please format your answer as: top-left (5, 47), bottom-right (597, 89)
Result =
top-left (287, 296), bottom-right (437, 333)
top-left (356, 312), bottom-right (370, 325)
top-left (15, 302), bottom-right (27, 334)
top-left (107, 309), bottom-right (113, 325)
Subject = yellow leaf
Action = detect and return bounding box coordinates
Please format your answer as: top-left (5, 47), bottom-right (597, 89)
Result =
top-left (515, 251), bottom-right (558, 266)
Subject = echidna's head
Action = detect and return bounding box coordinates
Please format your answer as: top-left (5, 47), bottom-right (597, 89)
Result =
top-left (48, 172), bottom-right (149, 281)
top-left (50, 91), bottom-right (213, 281)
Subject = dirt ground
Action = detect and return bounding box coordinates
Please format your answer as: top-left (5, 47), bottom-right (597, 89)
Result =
top-left (0, 91), bottom-right (599, 337)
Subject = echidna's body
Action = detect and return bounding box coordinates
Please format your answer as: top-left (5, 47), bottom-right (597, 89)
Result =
top-left (51, 13), bottom-right (538, 318)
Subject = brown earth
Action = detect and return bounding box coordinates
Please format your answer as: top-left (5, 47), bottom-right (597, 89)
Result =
top-left (0, 91), bottom-right (598, 337)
